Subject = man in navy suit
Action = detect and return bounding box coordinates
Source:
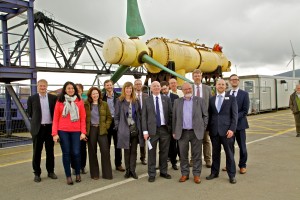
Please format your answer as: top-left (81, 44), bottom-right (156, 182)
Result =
top-left (142, 81), bottom-right (172, 182)
top-left (225, 74), bottom-right (249, 174)
top-left (27, 79), bottom-right (57, 182)
top-left (206, 79), bottom-right (238, 184)
top-left (161, 81), bottom-right (179, 170)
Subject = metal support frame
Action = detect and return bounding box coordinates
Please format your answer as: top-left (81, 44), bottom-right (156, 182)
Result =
top-left (1, 0), bottom-right (36, 135)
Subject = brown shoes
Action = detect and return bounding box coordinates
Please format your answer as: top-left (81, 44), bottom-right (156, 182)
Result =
top-left (179, 176), bottom-right (189, 182)
top-left (194, 176), bottom-right (201, 184)
top-left (222, 167), bottom-right (227, 171)
top-left (240, 168), bottom-right (247, 174)
top-left (116, 166), bottom-right (125, 172)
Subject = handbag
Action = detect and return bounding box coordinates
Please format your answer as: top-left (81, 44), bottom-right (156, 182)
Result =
top-left (129, 123), bottom-right (138, 137)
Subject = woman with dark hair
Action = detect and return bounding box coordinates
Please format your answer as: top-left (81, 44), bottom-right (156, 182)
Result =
top-left (115, 82), bottom-right (144, 179)
top-left (52, 81), bottom-right (87, 185)
top-left (84, 87), bottom-right (113, 180)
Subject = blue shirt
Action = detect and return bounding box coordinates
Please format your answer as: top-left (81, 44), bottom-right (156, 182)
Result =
top-left (182, 96), bottom-right (193, 129)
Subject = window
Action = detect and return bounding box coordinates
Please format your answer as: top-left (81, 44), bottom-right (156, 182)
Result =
top-left (243, 80), bottom-right (254, 93)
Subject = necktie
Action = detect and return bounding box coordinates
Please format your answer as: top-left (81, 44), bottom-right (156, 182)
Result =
top-left (196, 86), bottom-right (200, 97)
top-left (156, 96), bottom-right (161, 127)
top-left (217, 95), bottom-right (222, 112)
top-left (232, 90), bottom-right (236, 97)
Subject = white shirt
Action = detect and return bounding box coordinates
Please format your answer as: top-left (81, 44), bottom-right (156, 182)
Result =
top-left (171, 89), bottom-right (184, 98)
top-left (153, 94), bottom-right (166, 126)
top-left (136, 91), bottom-right (143, 108)
top-left (230, 88), bottom-right (239, 97)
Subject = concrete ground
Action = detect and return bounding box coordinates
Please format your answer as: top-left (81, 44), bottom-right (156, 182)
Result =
top-left (0, 109), bottom-right (299, 200)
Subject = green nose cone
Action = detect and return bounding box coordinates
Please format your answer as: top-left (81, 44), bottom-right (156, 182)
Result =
top-left (126, 0), bottom-right (145, 37)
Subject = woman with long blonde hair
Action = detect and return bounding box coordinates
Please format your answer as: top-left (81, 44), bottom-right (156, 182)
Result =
top-left (114, 82), bottom-right (144, 179)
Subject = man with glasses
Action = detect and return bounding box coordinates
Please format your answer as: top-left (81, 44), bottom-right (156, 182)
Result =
top-left (222, 74), bottom-right (249, 175)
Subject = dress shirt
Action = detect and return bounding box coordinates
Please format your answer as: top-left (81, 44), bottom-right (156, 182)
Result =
top-left (136, 91), bottom-right (143, 108)
top-left (215, 92), bottom-right (225, 110)
top-left (153, 94), bottom-right (166, 126)
top-left (194, 84), bottom-right (202, 98)
top-left (182, 96), bottom-right (193, 129)
top-left (39, 93), bottom-right (52, 124)
top-left (106, 93), bottom-right (115, 117)
top-left (230, 88), bottom-right (239, 97)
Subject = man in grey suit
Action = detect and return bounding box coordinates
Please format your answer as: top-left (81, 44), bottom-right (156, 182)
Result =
top-left (134, 79), bottom-right (148, 165)
top-left (173, 82), bottom-right (208, 184)
top-left (27, 79), bottom-right (57, 182)
top-left (142, 81), bottom-right (172, 182)
top-left (206, 79), bottom-right (238, 184)
top-left (191, 69), bottom-right (212, 168)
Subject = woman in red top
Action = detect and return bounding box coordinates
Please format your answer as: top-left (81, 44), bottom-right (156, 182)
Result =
top-left (52, 81), bottom-right (87, 185)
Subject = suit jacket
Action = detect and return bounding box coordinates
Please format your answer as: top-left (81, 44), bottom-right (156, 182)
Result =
top-left (227, 89), bottom-right (249, 130)
top-left (192, 83), bottom-right (212, 110)
top-left (172, 96), bottom-right (208, 140)
top-left (208, 94), bottom-right (238, 136)
top-left (142, 94), bottom-right (172, 135)
top-left (27, 93), bottom-right (57, 137)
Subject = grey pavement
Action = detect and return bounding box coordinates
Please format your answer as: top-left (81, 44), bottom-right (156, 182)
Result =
top-left (0, 109), bottom-right (299, 200)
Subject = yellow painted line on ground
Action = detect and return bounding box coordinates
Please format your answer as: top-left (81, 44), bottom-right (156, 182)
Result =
top-left (0, 153), bottom-right (62, 168)
top-left (248, 113), bottom-right (292, 122)
top-left (0, 149), bottom-right (32, 157)
top-left (249, 125), bottom-right (278, 132)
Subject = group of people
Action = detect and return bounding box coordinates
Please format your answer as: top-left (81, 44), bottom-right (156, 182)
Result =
top-left (27, 69), bottom-right (250, 185)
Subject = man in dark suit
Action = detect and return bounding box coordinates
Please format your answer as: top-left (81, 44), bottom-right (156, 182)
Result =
top-left (224, 74), bottom-right (249, 174)
top-left (134, 79), bottom-right (148, 165)
top-left (173, 82), bottom-right (208, 184)
top-left (206, 79), bottom-right (238, 184)
top-left (102, 79), bottom-right (125, 172)
top-left (161, 81), bottom-right (179, 170)
top-left (27, 79), bottom-right (58, 182)
top-left (191, 69), bottom-right (212, 168)
top-left (142, 81), bottom-right (172, 182)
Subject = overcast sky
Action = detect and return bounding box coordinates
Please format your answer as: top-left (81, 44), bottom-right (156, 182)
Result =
top-left (31, 0), bottom-right (300, 84)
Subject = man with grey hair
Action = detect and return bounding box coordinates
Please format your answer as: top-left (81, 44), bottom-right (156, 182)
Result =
top-left (142, 81), bottom-right (172, 182)
top-left (27, 79), bottom-right (58, 182)
top-left (173, 82), bottom-right (208, 184)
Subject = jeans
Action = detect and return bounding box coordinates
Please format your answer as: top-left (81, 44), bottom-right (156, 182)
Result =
top-left (58, 130), bottom-right (81, 177)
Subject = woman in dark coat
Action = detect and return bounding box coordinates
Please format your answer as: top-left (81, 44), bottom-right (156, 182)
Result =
top-left (115, 82), bottom-right (144, 179)
top-left (85, 87), bottom-right (113, 180)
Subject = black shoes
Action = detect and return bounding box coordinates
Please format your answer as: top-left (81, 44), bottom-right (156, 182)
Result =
top-left (172, 164), bottom-right (178, 170)
top-left (141, 160), bottom-right (147, 165)
top-left (229, 177), bottom-right (237, 184)
top-left (34, 175), bottom-right (41, 183)
top-left (81, 168), bottom-right (87, 174)
top-left (124, 170), bottom-right (130, 178)
top-left (48, 172), bottom-right (58, 179)
top-left (160, 173), bottom-right (172, 179)
top-left (297, 134), bottom-right (300, 137)
top-left (130, 171), bottom-right (138, 179)
top-left (148, 176), bottom-right (155, 182)
top-left (206, 174), bottom-right (219, 180)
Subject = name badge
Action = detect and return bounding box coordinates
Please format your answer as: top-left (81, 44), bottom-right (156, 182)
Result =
top-left (225, 97), bottom-right (229, 100)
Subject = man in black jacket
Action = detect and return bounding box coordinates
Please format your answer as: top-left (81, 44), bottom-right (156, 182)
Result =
top-left (161, 81), bottom-right (179, 170)
top-left (102, 80), bottom-right (125, 172)
top-left (27, 79), bottom-right (58, 182)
